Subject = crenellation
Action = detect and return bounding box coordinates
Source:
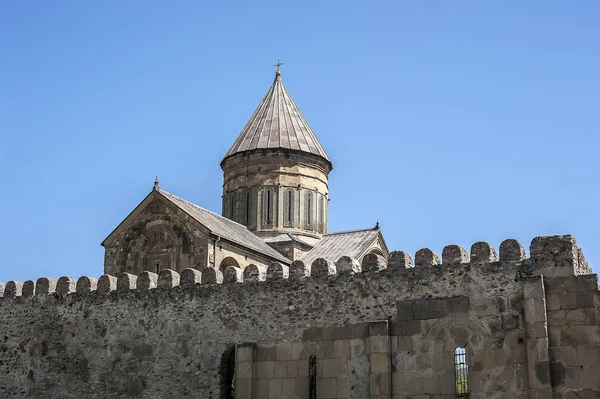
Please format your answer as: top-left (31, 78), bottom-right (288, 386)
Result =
top-left (222, 266), bottom-right (242, 283)
top-left (335, 256), bottom-right (361, 274)
top-left (4, 281), bottom-right (22, 298)
top-left (22, 280), bottom-right (35, 298)
top-left (243, 264), bottom-right (266, 282)
top-left (137, 271), bottom-right (159, 290)
top-left (56, 276), bottom-right (76, 295)
top-left (441, 244), bottom-right (468, 265)
top-left (361, 253), bottom-right (387, 272)
top-left (158, 269), bottom-right (180, 288)
top-left (76, 276), bottom-right (97, 295)
top-left (414, 248), bottom-right (441, 267)
top-left (500, 238), bottom-right (526, 261)
top-left (180, 268), bottom-right (202, 285)
top-left (266, 262), bottom-right (289, 280)
top-left (117, 272), bottom-right (137, 291)
top-left (97, 274), bottom-right (117, 295)
top-left (290, 260), bottom-right (309, 278)
top-left (35, 277), bottom-right (56, 296)
top-left (470, 241), bottom-right (497, 263)
top-left (200, 267), bottom-right (222, 284)
top-left (311, 258), bottom-right (336, 277)
top-left (388, 250), bottom-right (413, 269)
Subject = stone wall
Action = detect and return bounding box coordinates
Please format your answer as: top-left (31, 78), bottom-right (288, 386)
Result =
top-left (0, 235), bottom-right (598, 398)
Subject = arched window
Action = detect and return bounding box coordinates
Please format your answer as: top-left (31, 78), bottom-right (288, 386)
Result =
top-left (285, 190), bottom-right (293, 226)
top-left (245, 192), bottom-right (250, 224)
top-left (219, 257), bottom-right (240, 273)
top-left (306, 192), bottom-right (312, 228)
top-left (309, 355), bottom-right (317, 399)
top-left (455, 346), bottom-right (469, 398)
top-left (265, 190), bottom-right (272, 224)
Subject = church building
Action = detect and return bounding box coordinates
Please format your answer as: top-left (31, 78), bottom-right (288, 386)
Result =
top-left (101, 69), bottom-right (388, 277)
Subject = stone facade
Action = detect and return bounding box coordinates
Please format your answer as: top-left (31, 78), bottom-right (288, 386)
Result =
top-left (0, 234), bottom-right (598, 398)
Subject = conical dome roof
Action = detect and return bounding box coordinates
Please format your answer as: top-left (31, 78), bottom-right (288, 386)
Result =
top-left (222, 72), bottom-right (331, 167)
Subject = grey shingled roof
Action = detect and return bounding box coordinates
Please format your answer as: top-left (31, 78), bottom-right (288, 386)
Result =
top-left (158, 189), bottom-right (290, 264)
top-left (222, 72), bottom-right (331, 164)
top-left (300, 228), bottom-right (381, 266)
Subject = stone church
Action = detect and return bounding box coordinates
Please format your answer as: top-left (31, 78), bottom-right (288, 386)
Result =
top-left (0, 69), bottom-right (598, 399)
top-left (101, 69), bottom-right (388, 277)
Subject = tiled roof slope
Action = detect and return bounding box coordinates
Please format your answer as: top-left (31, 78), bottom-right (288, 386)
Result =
top-left (222, 72), bottom-right (331, 164)
top-left (300, 228), bottom-right (382, 266)
top-left (158, 189), bottom-right (290, 264)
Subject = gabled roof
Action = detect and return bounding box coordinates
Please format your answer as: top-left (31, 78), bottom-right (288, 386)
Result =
top-left (222, 71), bottom-right (331, 166)
top-left (299, 227), bottom-right (388, 266)
top-left (101, 188), bottom-right (290, 265)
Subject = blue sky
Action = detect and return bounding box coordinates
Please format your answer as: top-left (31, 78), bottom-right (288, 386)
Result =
top-left (1, 1), bottom-right (598, 282)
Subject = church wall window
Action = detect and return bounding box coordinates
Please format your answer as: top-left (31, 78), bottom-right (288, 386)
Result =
top-left (306, 192), bottom-right (313, 228)
top-left (264, 189), bottom-right (272, 225)
top-left (285, 189), bottom-right (294, 226)
top-left (309, 355), bottom-right (317, 399)
top-left (245, 192), bottom-right (250, 224)
top-left (318, 195), bottom-right (324, 232)
top-left (230, 194), bottom-right (235, 220)
top-left (154, 261), bottom-right (161, 275)
top-left (455, 346), bottom-right (469, 398)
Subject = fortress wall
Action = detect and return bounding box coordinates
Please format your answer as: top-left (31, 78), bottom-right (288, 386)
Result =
top-left (0, 235), bottom-right (598, 398)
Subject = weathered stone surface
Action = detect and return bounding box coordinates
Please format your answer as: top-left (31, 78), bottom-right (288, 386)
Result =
top-left (311, 258), bottom-right (336, 277)
top-left (97, 274), bottom-right (117, 295)
top-left (22, 280), bottom-right (35, 298)
top-left (266, 263), bottom-right (289, 280)
top-left (388, 251), bottom-right (413, 269)
top-left (4, 281), bottom-right (22, 298)
top-left (499, 238), bottom-right (526, 261)
top-left (35, 277), bottom-right (57, 295)
top-left (56, 276), bottom-right (76, 295)
top-left (158, 269), bottom-right (180, 288)
top-left (222, 266), bottom-right (243, 283)
top-left (290, 260), bottom-right (309, 278)
top-left (137, 271), bottom-right (159, 290)
top-left (180, 268), bottom-right (202, 285)
top-left (201, 267), bottom-right (222, 284)
top-left (243, 264), bottom-right (266, 282)
top-left (336, 256), bottom-right (361, 274)
top-left (76, 276), bottom-right (97, 295)
top-left (117, 272), bottom-right (137, 291)
top-left (414, 248), bottom-right (440, 267)
top-left (470, 241), bottom-right (497, 263)
top-left (361, 253), bottom-right (386, 272)
top-left (442, 245), bottom-right (468, 264)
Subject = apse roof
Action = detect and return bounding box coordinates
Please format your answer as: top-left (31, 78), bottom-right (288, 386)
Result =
top-left (222, 71), bottom-right (331, 165)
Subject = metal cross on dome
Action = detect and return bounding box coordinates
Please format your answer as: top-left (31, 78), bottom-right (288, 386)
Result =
top-left (274, 59), bottom-right (284, 71)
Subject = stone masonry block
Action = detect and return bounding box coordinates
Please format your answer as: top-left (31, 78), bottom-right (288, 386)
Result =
top-left (116, 273), bottom-right (136, 291)
top-left (413, 299), bottom-right (430, 320)
top-left (302, 327), bottom-right (323, 342)
top-left (137, 272), bottom-right (158, 290)
top-left (388, 250), bottom-right (413, 269)
top-left (35, 277), bottom-right (57, 295)
top-left (311, 258), bottom-right (337, 277)
top-left (243, 264), bottom-right (266, 282)
top-left (441, 245), bottom-right (468, 265)
top-left (414, 248), bottom-right (440, 267)
top-left (429, 298), bottom-right (450, 318)
top-left (449, 296), bottom-right (470, 313)
top-left (97, 275), bottom-right (117, 295)
top-left (199, 267), bottom-right (221, 285)
top-left (22, 280), bottom-right (35, 298)
top-left (362, 253), bottom-right (387, 272)
top-left (4, 281), bottom-right (22, 298)
top-left (56, 276), bottom-right (76, 295)
top-left (180, 268), bottom-right (202, 285)
top-left (397, 301), bottom-right (414, 321)
top-left (266, 262), bottom-right (289, 280)
top-left (75, 276), bottom-right (97, 295)
top-left (335, 256), bottom-right (361, 274)
top-left (499, 238), bottom-right (526, 261)
top-left (470, 241), bottom-right (497, 263)
top-left (289, 260), bottom-right (309, 278)
top-left (369, 321), bottom-right (389, 336)
top-left (530, 235), bottom-right (578, 273)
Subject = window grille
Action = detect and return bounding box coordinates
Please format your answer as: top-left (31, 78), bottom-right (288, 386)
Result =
top-left (455, 347), bottom-right (469, 398)
top-left (309, 355), bottom-right (317, 399)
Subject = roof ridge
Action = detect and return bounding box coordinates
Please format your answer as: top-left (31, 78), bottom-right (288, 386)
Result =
top-left (325, 227), bottom-right (379, 236)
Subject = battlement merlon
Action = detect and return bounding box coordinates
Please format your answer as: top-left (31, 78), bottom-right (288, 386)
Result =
top-left (0, 235), bottom-right (596, 300)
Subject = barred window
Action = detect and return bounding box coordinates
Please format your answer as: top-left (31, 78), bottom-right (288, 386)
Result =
top-left (309, 355), bottom-right (316, 399)
top-left (455, 347), bottom-right (469, 398)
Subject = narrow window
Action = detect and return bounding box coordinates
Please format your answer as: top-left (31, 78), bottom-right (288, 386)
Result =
top-left (318, 196), bottom-right (324, 231)
top-left (155, 262), bottom-right (161, 274)
top-left (309, 355), bottom-right (317, 399)
top-left (287, 190), bottom-right (292, 225)
top-left (455, 347), bottom-right (469, 398)
top-left (306, 193), bottom-right (312, 227)
top-left (230, 194), bottom-right (235, 220)
top-left (221, 346), bottom-right (236, 399)
top-left (245, 192), bottom-right (250, 224)
top-left (266, 190), bottom-right (272, 224)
